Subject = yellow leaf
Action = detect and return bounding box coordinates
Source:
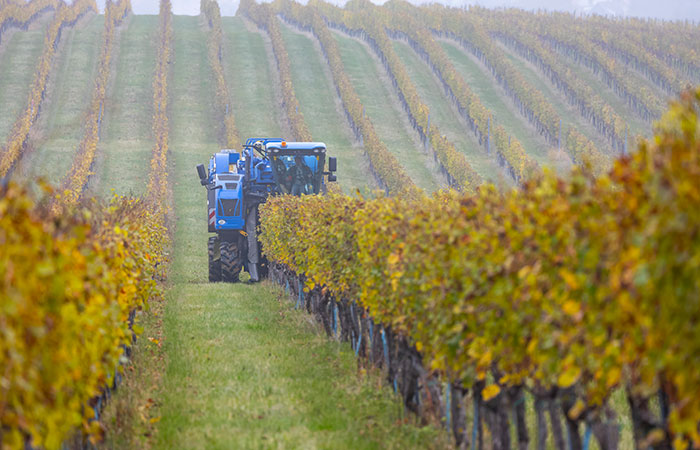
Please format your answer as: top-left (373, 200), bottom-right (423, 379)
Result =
top-left (567, 399), bottom-right (585, 420)
top-left (415, 341), bottom-right (423, 352)
top-left (562, 300), bottom-right (581, 317)
top-left (559, 268), bottom-right (580, 290)
top-left (387, 253), bottom-right (399, 265)
top-left (606, 367), bottom-right (621, 388)
top-left (482, 384), bottom-right (501, 401)
top-left (558, 366), bottom-right (581, 388)
top-left (149, 416), bottom-right (161, 424)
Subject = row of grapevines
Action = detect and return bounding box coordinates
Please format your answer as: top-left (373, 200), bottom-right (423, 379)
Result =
top-left (564, 127), bottom-right (611, 177)
top-left (0, 0), bottom-right (97, 178)
top-left (201, 0), bottom-right (239, 148)
top-left (58, 0), bottom-right (131, 208)
top-left (259, 88), bottom-right (700, 448)
top-left (309, 0), bottom-right (481, 192)
top-left (145, 0), bottom-right (172, 217)
top-left (404, 2), bottom-right (561, 146)
top-left (240, 0), bottom-right (311, 142)
top-left (0, 0), bottom-right (58, 42)
top-left (583, 14), bottom-right (695, 93)
top-left (494, 10), bottom-right (666, 122)
top-left (0, 184), bottom-right (168, 449)
top-left (271, 0), bottom-right (417, 195)
top-left (315, 0), bottom-right (537, 183)
top-left (484, 17), bottom-right (629, 155)
top-left (379, 4), bottom-right (542, 185)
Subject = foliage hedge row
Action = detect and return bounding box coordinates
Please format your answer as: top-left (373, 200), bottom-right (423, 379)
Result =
top-left (59, 0), bottom-right (130, 208)
top-left (479, 9), bottom-right (630, 154)
top-left (145, 0), bottom-right (172, 217)
top-left (260, 88), bottom-right (700, 447)
top-left (0, 0), bottom-right (97, 178)
top-left (268, 0), bottom-right (418, 195)
top-left (307, 1), bottom-right (481, 192)
top-left (0, 183), bottom-right (168, 449)
top-left (201, 0), bottom-right (240, 148)
top-left (313, 0), bottom-right (539, 184)
top-left (240, 0), bottom-right (312, 142)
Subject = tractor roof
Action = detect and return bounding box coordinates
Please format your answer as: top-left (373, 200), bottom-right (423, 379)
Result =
top-left (266, 142), bottom-right (326, 152)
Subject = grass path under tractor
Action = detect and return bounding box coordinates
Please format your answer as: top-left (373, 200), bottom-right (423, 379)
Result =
top-left (155, 16), bottom-right (445, 448)
top-left (222, 16), bottom-right (283, 140)
top-left (0, 12), bottom-right (53, 144)
top-left (278, 20), bottom-right (373, 194)
top-left (331, 30), bottom-right (444, 193)
top-left (93, 15), bottom-right (158, 198)
top-left (17, 14), bottom-right (103, 182)
top-left (439, 40), bottom-right (573, 175)
top-left (391, 39), bottom-right (512, 186)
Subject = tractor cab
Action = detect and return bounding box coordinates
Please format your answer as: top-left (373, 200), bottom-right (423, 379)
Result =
top-left (266, 141), bottom-right (336, 195)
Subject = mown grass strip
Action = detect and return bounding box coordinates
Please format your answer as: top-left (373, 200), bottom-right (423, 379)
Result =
top-left (96, 15), bottom-right (158, 197)
top-left (221, 16), bottom-right (283, 139)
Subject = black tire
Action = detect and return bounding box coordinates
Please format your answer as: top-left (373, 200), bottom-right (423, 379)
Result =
top-left (208, 236), bottom-right (221, 282)
top-left (258, 255), bottom-right (269, 280)
top-left (221, 239), bottom-right (242, 283)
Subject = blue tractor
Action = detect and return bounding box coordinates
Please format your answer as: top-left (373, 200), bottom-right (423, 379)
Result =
top-left (196, 138), bottom-right (337, 283)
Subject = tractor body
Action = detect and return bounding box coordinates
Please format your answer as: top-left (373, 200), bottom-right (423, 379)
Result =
top-left (197, 138), bottom-right (337, 283)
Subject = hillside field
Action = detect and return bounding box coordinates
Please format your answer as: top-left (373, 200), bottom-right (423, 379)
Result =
top-left (1, 0), bottom-right (699, 448)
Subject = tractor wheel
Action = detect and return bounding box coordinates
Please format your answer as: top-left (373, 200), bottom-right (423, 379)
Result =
top-left (258, 254), bottom-right (269, 280)
top-left (221, 239), bottom-right (242, 283)
top-left (208, 236), bottom-right (221, 282)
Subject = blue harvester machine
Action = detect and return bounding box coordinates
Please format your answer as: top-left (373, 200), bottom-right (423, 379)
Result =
top-left (196, 138), bottom-right (337, 283)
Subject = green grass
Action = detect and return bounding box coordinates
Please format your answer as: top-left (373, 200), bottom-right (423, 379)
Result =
top-left (0, 12), bottom-right (53, 144)
top-left (332, 30), bottom-right (445, 192)
top-left (278, 21), bottom-right (373, 194)
top-left (496, 41), bottom-right (613, 154)
top-left (222, 16), bottom-right (282, 140)
top-left (16, 14), bottom-right (103, 182)
top-left (95, 15), bottom-right (159, 198)
top-left (439, 40), bottom-right (573, 174)
top-left (392, 39), bottom-right (510, 185)
top-left (154, 16), bottom-right (448, 449)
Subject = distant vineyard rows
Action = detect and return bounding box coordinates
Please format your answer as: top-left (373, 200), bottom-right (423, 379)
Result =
top-left (0, 0), bottom-right (96, 178)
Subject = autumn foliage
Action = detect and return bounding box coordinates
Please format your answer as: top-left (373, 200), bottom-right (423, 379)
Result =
top-left (0, 183), bottom-right (167, 449)
top-left (260, 88), bottom-right (700, 447)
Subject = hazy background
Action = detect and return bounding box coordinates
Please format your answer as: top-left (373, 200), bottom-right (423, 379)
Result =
top-left (94, 0), bottom-right (700, 21)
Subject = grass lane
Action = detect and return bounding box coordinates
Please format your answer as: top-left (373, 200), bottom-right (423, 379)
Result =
top-left (0, 12), bottom-right (53, 143)
top-left (222, 16), bottom-right (282, 140)
top-left (94, 15), bottom-right (158, 197)
top-left (157, 16), bottom-right (444, 448)
top-left (392, 39), bottom-right (511, 186)
top-left (332, 30), bottom-right (444, 192)
top-left (439, 40), bottom-right (573, 175)
top-left (17, 14), bottom-right (103, 182)
top-left (279, 20), bottom-right (372, 194)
